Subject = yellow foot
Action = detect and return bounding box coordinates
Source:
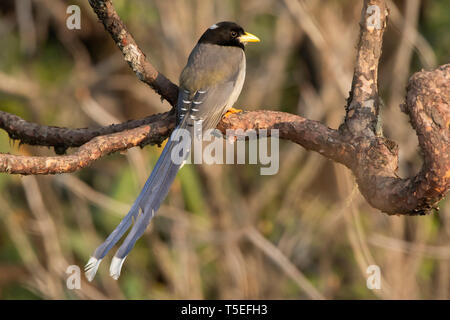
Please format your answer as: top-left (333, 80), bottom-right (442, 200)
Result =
top-left (223, 107), bottom-right (243, 118)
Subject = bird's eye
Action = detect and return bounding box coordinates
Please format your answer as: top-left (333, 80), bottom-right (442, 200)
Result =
top-left (231, 31), bottom-right (238, 38)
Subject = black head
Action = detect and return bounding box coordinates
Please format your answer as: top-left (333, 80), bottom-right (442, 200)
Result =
top-left (198, 21), bottom-right (260, 50)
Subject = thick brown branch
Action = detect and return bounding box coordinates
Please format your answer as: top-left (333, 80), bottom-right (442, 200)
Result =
top-left (0, 126), bottom-right (152, 175)
top-left (218, 111), bottom-right (354, 166)
top-left (0, 111), bottom-right (353, 175)
top-left (344, 0), bottom-right (388, 136)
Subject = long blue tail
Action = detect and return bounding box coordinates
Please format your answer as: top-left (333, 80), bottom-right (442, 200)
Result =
top-left (85, 125), bottom-right (189, 281)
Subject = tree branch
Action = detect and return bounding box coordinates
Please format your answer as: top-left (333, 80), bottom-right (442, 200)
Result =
top-left (0, 109), bottom-right (175, 154)
top-left (87, 0), bottom-right (179, 107)
top-left (344, 0), bottom-right (388, 136)
top-left (0, 0), bottom-right (448, 215)
top-left (350, 64), bottom-right (449, 214)
top-left (0, 110), bottom-right (353, 175)
top-left (1, 126), bottom-right (154, 175)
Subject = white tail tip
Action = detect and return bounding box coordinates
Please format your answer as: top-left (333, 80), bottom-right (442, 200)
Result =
top-left (84, 257), bottom-right (102, 282)
top-left (180, 159), bottom-right (187, 169)
top-left (110, 256), bottom-right (126, 280)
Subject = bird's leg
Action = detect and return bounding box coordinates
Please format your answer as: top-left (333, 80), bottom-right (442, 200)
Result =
top-left (223, 107), bottom-right (243, 118)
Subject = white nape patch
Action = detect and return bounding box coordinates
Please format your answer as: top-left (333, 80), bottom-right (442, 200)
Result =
top-left (110, 256), bottom-right (126, 280)
top-left (209, 24), bottom-right (219, 30)
top-left (84, 257), bottom-right (102, 282)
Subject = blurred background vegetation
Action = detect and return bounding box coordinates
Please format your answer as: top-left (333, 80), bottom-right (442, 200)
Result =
top-left (0, 0), bottom-right (449, 299)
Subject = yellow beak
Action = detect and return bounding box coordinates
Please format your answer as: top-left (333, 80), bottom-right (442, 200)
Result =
top-left (239, 32), bottom-right (260, 43)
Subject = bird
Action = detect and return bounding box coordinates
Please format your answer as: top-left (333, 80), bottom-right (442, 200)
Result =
top-left (85, 21), bottom-right (260, 281)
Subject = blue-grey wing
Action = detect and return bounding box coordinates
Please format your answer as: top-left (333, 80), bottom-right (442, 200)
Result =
top-left (177, 81), bottom-right (237, 134)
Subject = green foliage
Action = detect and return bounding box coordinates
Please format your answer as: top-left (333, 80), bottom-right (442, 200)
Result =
top-left (422, 1), bottom-right (450, 64)
top-left (178, 165), bottom-right (207, 216)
